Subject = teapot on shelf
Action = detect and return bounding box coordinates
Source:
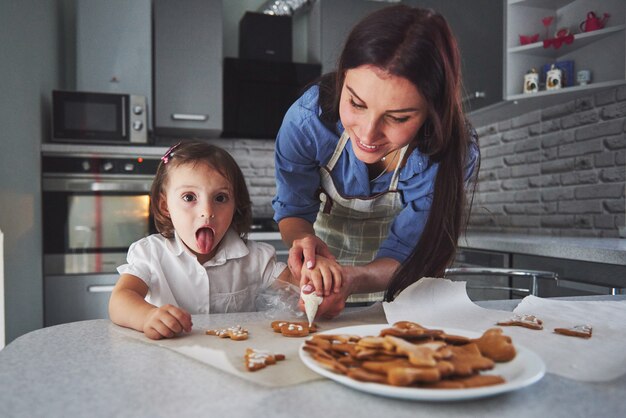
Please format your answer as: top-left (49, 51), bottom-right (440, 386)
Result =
top-left (580, 11), bottom-right (610, 33)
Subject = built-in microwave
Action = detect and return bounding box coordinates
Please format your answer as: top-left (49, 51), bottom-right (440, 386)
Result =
top-left (52, 90), bottom-right (149, 144)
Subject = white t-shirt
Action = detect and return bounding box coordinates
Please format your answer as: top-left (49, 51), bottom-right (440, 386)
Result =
top-left (117, 228), bottom-right (287, 314)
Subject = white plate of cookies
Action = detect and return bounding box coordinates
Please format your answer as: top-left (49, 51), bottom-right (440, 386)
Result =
top-left (299, 322), bottom-right (545, 401)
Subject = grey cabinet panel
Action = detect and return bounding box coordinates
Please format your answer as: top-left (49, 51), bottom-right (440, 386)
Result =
top-left (405, 0), bottom-right (503, 111)
top-left (308, 0), bottom-right (390, 73)
top-left (309, 0), bottom-right (503, 110)
top-left (45, 274), bottom-right (118, 326)
top-left (76, 0), bottom-right (152, 122)
top-left (154, 0), bottom-right (223, 137)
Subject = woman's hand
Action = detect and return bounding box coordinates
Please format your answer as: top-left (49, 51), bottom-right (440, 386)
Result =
top-left (142, 304), bottom-right (193, 340)
top-left (288, 234), bottom-right (336, 283)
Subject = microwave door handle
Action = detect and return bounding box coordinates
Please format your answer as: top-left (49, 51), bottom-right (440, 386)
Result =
top-left (171, 113), bottom-right (208, 122)
top-left (121, 96), bottom-right (128, 137)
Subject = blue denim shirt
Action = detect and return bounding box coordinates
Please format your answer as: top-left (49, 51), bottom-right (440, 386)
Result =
top-left (272, 85), bottom-right (479, 263)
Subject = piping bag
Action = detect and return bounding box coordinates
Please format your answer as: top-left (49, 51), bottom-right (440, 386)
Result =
top-left (300, 285), bottom-right (323, 327)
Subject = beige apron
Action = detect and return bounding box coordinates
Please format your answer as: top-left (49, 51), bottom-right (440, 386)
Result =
top-left (314, 131), bottom-right (407, 303)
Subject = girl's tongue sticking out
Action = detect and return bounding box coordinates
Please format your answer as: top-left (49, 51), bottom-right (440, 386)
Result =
top-left (196, 227), bottom-right (214, 254)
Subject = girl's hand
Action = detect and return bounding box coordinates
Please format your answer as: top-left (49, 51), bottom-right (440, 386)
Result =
top-left (288, 234), bottom-right (336, 283)
top-left (299, 256), bottom-right (343, 296)
top-left (142, 304), bottom-right (193, 340)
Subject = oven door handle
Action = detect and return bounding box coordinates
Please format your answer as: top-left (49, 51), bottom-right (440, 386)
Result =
top-left (87, 285), bottom-right (116, 293)
top-left (171, 113), bottom-right (208, 122)
top-left (43, 177), bottom-right (152, 192)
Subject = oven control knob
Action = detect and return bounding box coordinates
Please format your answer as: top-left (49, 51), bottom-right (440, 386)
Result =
top-left (81, 161), bottom-right (91, 172)
top-left (102, 161), bottom-right (114, 172)
top-left (132, 120), bottom-right (144, 131)
top-left (133, 105), bottom-right (144, 115)
top-left (124, 163), bottom-right (135, 172)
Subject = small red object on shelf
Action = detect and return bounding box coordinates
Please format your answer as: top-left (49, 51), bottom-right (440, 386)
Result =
top-left (519, 33), bottom-right (540, 45)
top-left (543, 28), bottom-right (574, 49)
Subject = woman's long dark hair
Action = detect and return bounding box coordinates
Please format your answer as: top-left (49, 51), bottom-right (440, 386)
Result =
top-left (317, 5), bottom-right (479, 300)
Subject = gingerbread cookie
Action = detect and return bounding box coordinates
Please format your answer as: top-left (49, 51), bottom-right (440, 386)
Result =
top-left (554, 324), bottom-right (592, 339)
top-left (271, 320), bottom-right (317, 337)
top-left (206, 325), bottom-right (249, 340)
top-left (471, 328), bottom-right (516, 362)
top-left (497, 314), bottom-right (543, 330)
top-left (244, 348), bottom-right (285, 372)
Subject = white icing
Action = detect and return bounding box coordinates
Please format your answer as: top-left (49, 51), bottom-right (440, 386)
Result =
top-left (301, 288), bottom-right (324, 326)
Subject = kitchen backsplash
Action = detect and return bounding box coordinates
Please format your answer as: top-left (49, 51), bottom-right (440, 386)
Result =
top-left (468, 85), bottom-right (626, 238)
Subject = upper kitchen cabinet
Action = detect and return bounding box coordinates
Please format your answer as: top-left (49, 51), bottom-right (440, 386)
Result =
top-left (153, 0), bottom-right (223, 139)
top-left (307, 0), bottom-right (391, 74)
top-left (308, 0), bottom-right (503, 111)
top-left (505, 0), bottom-right (626, 101)
top-left (408, 0), bottom-right (504, 111)
top-left (76, 0), bottom-right (152, 122)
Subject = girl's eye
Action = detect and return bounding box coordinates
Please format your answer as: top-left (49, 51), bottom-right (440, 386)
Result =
top-left (181, 193), bottom-right (196, 202)
top-left (215, 193), bottom-right (230, 203)
top-left (350, 98), bottom-right (365, 110)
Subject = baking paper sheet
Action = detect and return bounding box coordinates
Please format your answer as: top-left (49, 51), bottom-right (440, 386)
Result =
top-left (383, 277), bottom-right (626, 382)
top-left (113, 303), bottom-right (386, 387)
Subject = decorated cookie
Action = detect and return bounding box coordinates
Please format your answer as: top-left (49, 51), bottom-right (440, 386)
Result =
top-left (497, 314), bottom-right (544, 330)
top-left (206, 325), bottom-right (249, 341)
top-left (554, 324), bottom-right (592, 339)
top-left (244, 348), bottom-right (285, 372)
top-left (271, 320), bottom-right (317, 337)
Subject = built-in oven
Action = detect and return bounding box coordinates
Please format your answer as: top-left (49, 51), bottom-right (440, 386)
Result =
top-left (41, 144), bottom-right (163, 326)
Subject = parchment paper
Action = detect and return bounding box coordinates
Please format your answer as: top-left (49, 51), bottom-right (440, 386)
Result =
top-left (383, 277), bottom-right (626, 382)
top-left (113, 303), bottom-right (387, 387)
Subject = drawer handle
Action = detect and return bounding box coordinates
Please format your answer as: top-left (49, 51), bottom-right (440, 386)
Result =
top-left (87, 285), bottom-right (115, 293)
top-left (171, 113), bottom-right (208, 121)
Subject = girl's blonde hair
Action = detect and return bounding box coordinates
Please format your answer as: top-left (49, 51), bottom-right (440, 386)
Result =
top-left (150, 140), bottom-right (252, 239)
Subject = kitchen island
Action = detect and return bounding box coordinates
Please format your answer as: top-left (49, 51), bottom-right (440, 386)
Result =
top-left (0, 295), bottom-right (624, 418)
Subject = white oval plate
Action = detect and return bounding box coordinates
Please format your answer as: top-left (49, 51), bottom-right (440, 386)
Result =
top-left (299, 324), bottom-right (545, 401)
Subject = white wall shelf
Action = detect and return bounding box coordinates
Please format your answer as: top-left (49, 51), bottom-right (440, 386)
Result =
top-left (505, 0), bottom-right (626, 100)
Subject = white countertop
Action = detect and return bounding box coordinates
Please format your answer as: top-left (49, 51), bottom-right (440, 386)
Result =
top-left (1, 296), bottom-right (624, 418)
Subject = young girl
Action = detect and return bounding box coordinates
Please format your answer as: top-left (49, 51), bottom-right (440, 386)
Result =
top-left (109, 141), bottom-right (313, 340)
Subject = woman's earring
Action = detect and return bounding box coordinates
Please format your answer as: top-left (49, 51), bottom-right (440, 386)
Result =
top-left (422, 120), bottom-right (433, 139)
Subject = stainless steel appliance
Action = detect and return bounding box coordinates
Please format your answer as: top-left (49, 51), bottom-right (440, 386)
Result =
top-left (42, 144), bottom-right (162, 326)
top-left (52, 90), bottom-right (148, 145)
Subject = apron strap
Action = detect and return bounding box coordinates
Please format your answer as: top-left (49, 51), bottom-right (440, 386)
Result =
top-left (389, 145), bottom-right (409, 191)
top-left (326, 131), bottom-right (350, 171)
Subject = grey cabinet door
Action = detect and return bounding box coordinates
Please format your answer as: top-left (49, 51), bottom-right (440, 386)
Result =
top-left (154, 0), bottom-right (223, 137)
top-left (44, 274), bottom-right (118, 326)
top-left (405, 0), bottom-right (503, 111)
top-left (308, 0), bottom-right (391, 74)
top-left (310, 0), bottom-right (503, 111)
top-left (76, 0), bottom-right (152, 125)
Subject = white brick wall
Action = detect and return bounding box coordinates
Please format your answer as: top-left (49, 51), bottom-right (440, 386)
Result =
top-left (469, 85), bottom-right (626, 237)
top-left (201, 138), bottom-right (277, 218)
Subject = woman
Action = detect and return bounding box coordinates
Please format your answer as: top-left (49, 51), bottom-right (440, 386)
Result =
top-left (272, 5), bottom-right (480, 316)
